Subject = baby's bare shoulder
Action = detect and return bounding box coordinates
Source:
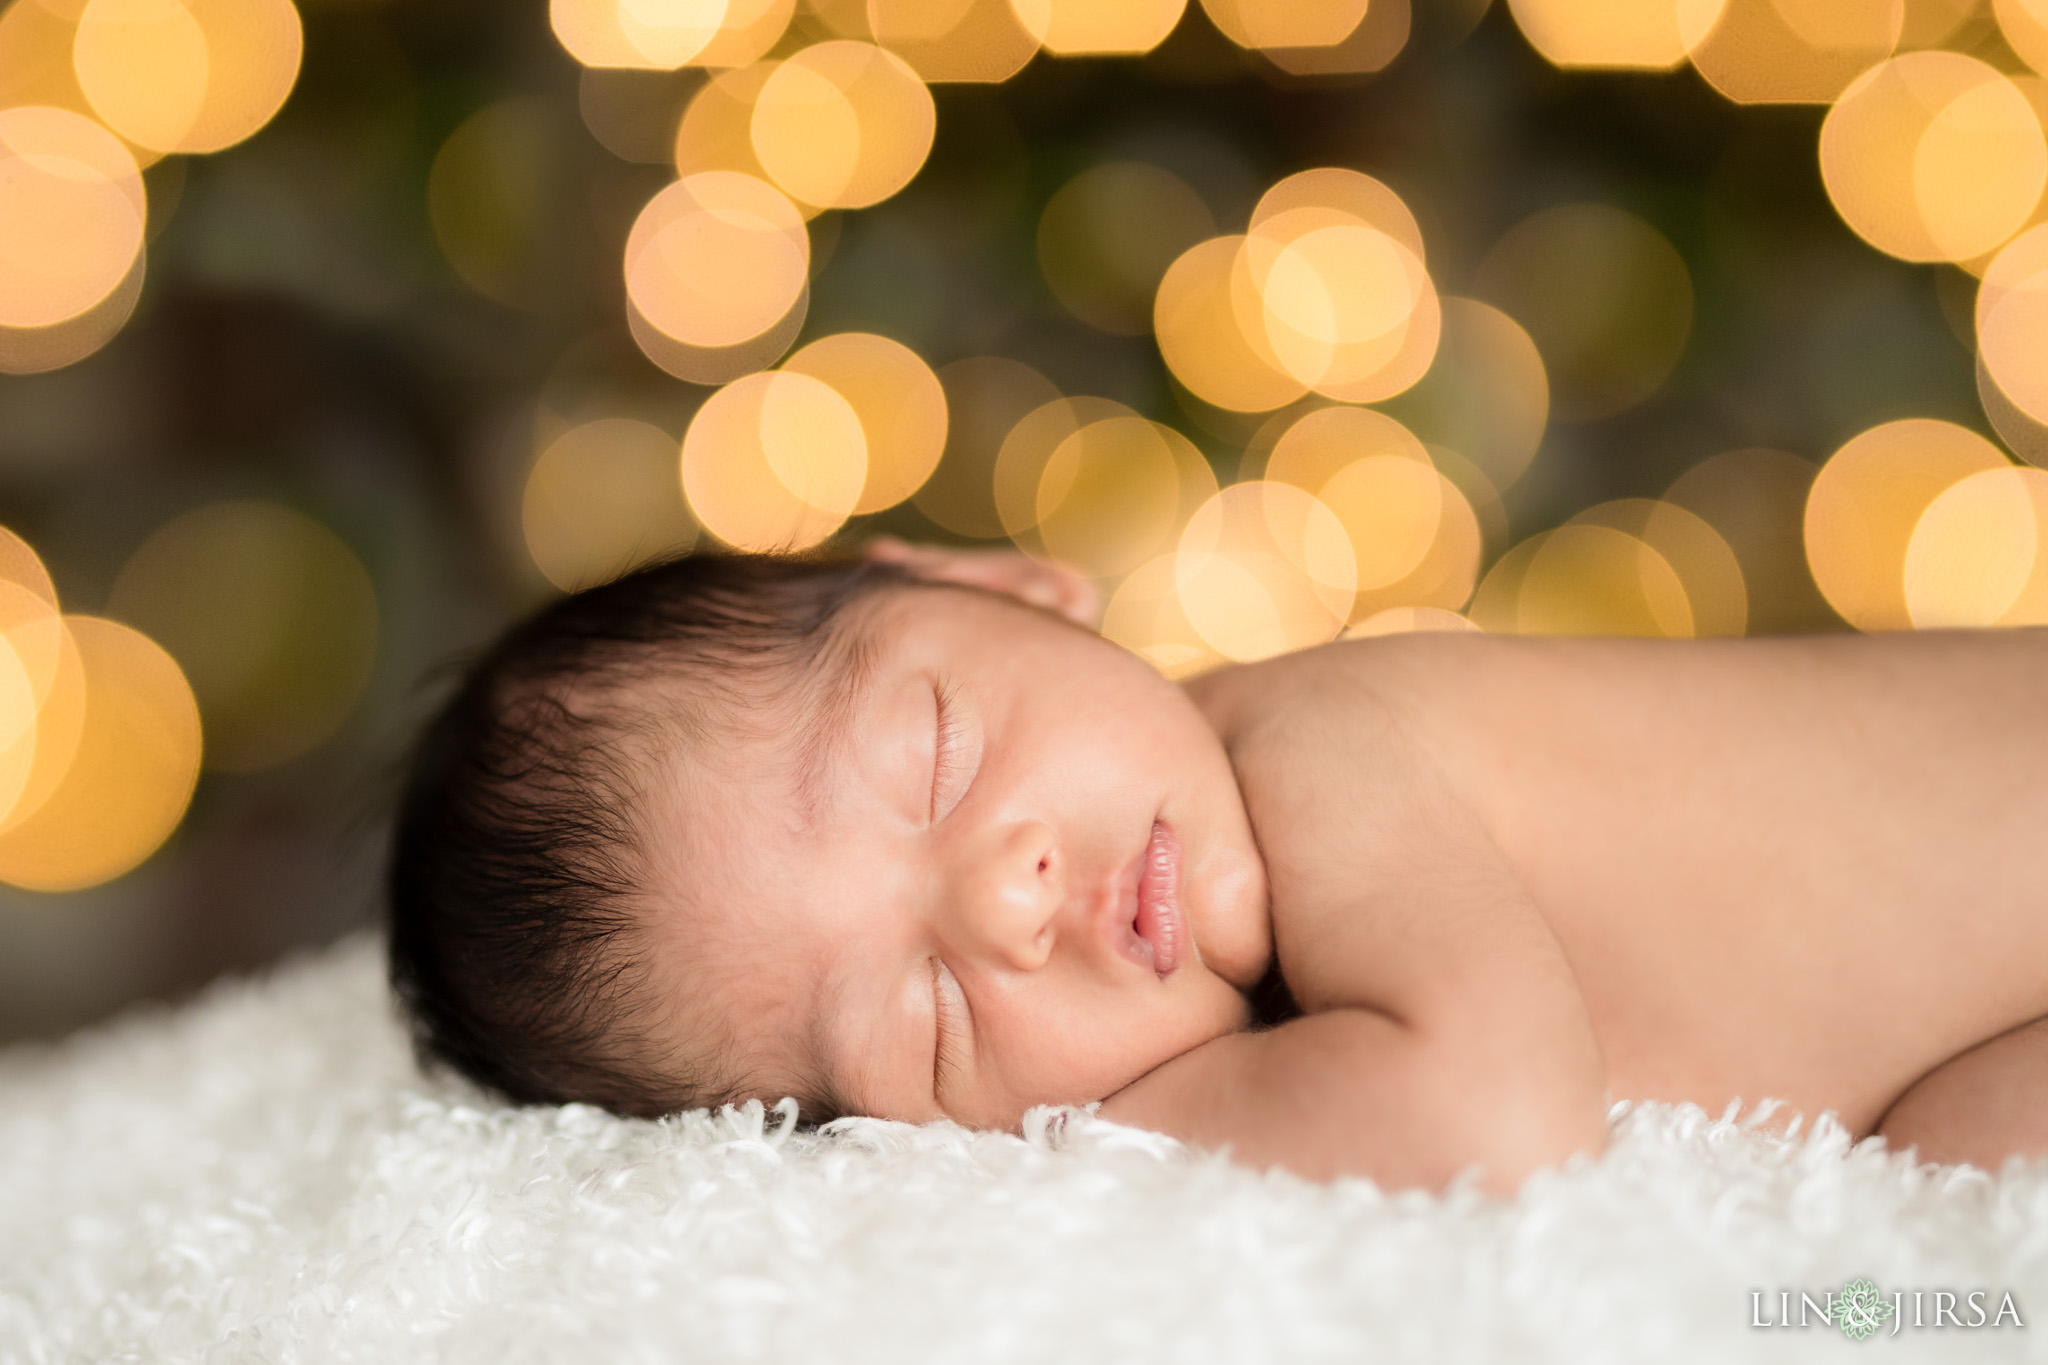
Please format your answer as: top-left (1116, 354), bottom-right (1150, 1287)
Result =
top-left (1181, 637), bottom-right (1483, 824)
top-left (1186, 641), bottom-right (1558, 1015)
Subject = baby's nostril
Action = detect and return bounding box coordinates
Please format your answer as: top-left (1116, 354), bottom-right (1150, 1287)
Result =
top-left (1038, 856), bottom-right (1050, 875)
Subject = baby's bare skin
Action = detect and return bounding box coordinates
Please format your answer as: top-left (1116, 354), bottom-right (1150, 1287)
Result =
top-left (637, 545), bottom-right (2048, 1193)
top-left (1104, 629), bottom-right (2048, 1187)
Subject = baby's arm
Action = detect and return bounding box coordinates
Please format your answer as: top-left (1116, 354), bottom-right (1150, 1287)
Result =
top-left (1103, 647), bottom-right (1611, 1193)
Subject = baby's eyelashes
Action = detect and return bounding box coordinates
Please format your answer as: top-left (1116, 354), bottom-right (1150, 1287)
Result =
top-left (931, 680), bottom-right (960, 823)
top-left (932, 957), bottom-right (971, 1095)
top-left (929, 678), bottom-right (980, 824)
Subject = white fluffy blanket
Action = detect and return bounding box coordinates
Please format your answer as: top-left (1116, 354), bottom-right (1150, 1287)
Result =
top-left (4, 937), bottom-right (2046, 1363)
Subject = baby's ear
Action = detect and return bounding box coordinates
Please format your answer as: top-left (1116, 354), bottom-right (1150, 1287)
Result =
top-left (862, 538), bottom-right (1102, 629)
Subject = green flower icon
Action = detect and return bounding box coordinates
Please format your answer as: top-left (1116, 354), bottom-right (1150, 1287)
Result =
top-left (1833, 1278), bottom-right (1895, 1340)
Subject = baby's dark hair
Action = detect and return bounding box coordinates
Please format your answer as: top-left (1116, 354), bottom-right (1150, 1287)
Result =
top-left (387, 551), bottom-right (911, 1118)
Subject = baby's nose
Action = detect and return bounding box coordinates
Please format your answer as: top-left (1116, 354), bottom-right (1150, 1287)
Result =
top-left (947, 819), bottom-right (1063, 972)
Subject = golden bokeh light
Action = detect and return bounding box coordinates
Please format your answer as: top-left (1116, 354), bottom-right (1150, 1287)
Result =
top-left (1176, 482), bottom-right (1356, 662)
top-left (0, 0), bottom-right (125, 153)
top-left (806, 0), bottom-right (874, 37)
top-left (0, 529), bottom-right (70, 829)
top-left (0, 631), bottom-right (39, 827)
top-left (1247, 214), bottom-right (1415, 350)
top-left (1244, 207), bottom-right (1439, 402)
top-left (0, 582), bottom-right (66, 718)
top-left (0, 527), bottom-right (63, 709)
top-left (1306, 266), bottom-right (1440, 405)
top-left (110, 500), bottom-right (378, 774)
top-left (1314, 453), bottom-right (1446, 595)
top-left (0, 105), bottom-right (143, 330)
top-left (1977, 224), bottom-right (2048, 430)
top-left (868, 0), bottom-right (1038, 81)
top-left (1900, 0), bottom-right (1978, 49)
top-left (1008, 0), bottom-right (1185, 53)
top-left (1977, 350), bottom-right (2048, 468)
top-left (1976, 74), bottom-right (2048, 266)
top-left (1251, 169), bottom-right (1425, 262)
top-left (861, 0), bottom-right (971, 47)
top-left (1665, 448), bottom-right (1835, 633)
top-left (781, 331), bottom-right (948, 513)
top-left (681, 370), bottom-right (867, 551)
top-left (1996, 0), bottom-right (2048, 76)
top-left (1466, 536), bottom-right (1559, 632)
top-left (1820, 52), bottom-right (2046, 263)
top-left (1345, 605), bottom-right (1481, 637)
top-left (1506, 0), bottom-right (1720, 69)
top-left (912, 355), bottom-right (1059, 538)
top-left (0, 615), bottom-right (199, 892)
top-left (1571, 497), bottom-right (1748, 635)
top-left (992, 394), bottom-right (1133, 544)
top-left (75, 0), bottom-right (302, 153)
top-left (1199, 0), bottom-right (1368, 50)
top-left (624, 170), bottom-right (809, 367)
top-left (1100, 552), bottom-right (1224, 678)
top-left (1471, 525), bottom-right (1695, 637)
top-left (0, 201), bottom-right (143, 374)
top-left (1903, 464), bottom-right (2048, 626)
top-left (1039, 162), bottom-right (1215, 336)
top-left (1035, 416), bottom-right (1217, 579)
top-left (1387, 297), bottom-right (1550, 491)
top-left (750, 40), bottom-right (934, 209)
top-left (1473, 204), bottom-right (1692, 422)
top-left (0, 606), bottom-right (83, 837)
top-left (1253, 408), bottom-right (1486, 618)
top-left (1260, 406), bottom-right (1440, 593)
top-left (553, 0), bottom-right (651, 68)
top-left (696, 0), bottom-right (794, 66)
top-left (523, 418), bottom-right (701, 592)
top-left (1689, 0), bottom-right (1903, 104)
top-left (551, 0), bottom-right (724, 69)
top-left (0, 525), bottom-right (55, 608)
top-left (429, 98), bottom-right (566, 311)
top-left (74, 0), bottom-right (207, 151)
top-left (674, 61), bottom-right (778, 184)
top-left (1154, 235), bottom-right (1310, 413)
top-left (1347, 475), bottom-right (1482, 619)
top-left (1260, 403), bottom-right (1430, 489)
top-left (1260, 0), bottom-right (1409, 74)
top-left (1426, 442), bottom-right (1507, 555)
top-left (628, 278), bottom-right (810, 385)
top-left (1804, 417), bottom-right (2012, 631)
top-left (1522, 525), bottom-right (1695, 637)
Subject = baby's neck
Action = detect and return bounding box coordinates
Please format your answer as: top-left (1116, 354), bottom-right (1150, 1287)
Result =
top-left (1244, 953), bottom-right (1300, 1031)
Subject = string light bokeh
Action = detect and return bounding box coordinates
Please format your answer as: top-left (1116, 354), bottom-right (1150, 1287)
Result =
top-left (0, 0), bottom-right (2040, 1033)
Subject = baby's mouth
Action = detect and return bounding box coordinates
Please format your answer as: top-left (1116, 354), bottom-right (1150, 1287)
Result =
top-left (1128, 820), bottom-right (1186, 978)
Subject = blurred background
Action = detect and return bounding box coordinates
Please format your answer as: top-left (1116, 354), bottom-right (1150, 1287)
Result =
top-left (0, 0), bottom-right (2043, 1041)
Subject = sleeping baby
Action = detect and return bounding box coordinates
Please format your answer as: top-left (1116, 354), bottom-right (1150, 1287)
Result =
top-left (388, 542), bottom-right (2048, 1193)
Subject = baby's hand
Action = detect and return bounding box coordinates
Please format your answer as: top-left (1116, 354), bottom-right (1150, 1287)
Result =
top-left (861, 537), bottom-right (1102, 629)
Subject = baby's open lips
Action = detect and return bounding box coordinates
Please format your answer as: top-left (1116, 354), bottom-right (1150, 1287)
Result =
top-left (1118, 820), bottom-right (1186, 978)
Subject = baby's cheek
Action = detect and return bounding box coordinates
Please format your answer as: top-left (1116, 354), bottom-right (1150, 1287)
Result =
top-left (961, 973), bottom-right (1248, 1129)
top-left (1094, 978), bottom-right (1250, 1101)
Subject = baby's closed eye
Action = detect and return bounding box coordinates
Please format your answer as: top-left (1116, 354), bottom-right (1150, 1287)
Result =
top-left (929, 679), bottom-right (979, 823)
top-left (932, 957), bottom-right (971, 1093)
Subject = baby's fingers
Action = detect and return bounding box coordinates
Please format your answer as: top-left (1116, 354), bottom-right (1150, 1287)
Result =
top-left (861, 539), bottom-right (1101, 628)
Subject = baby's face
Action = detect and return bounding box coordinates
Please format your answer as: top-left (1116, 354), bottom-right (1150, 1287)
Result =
top-left (638, 582), bottom-right (1271, 1130)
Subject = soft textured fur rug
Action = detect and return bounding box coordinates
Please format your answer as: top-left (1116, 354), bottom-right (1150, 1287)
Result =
top-left (4, 937), bottom-right (2046, 1363)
